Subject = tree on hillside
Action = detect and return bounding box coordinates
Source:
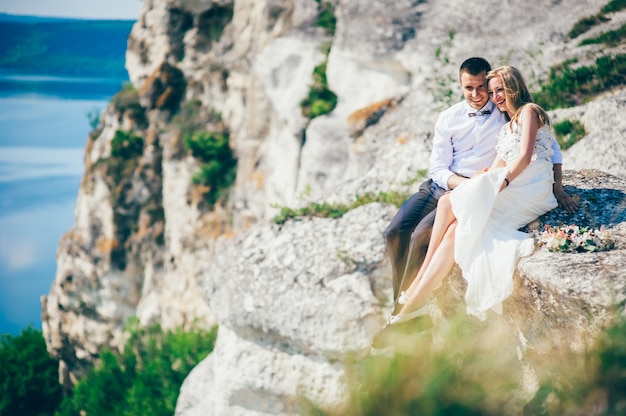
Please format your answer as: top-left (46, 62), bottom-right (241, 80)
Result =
top-left (0, 327), bottom-right (62, 416)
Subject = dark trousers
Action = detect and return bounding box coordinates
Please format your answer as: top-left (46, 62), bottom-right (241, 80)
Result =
top-left (383, 179), bottom-right (446, 302)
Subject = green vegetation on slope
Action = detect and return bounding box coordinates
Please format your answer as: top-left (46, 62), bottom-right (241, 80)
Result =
top-left (1, 322), bottom-right (216, 416)
top-left (184, 130), bottom-right (238, 207)
top-left (0, 327), bottom-right (63, 416)
top-left (272, 190), bottom-right (411, 224)
top-left (0, 18), bottom-right (133, 78)
top-left (533, 54), bottom-right (626, 110)
top-left (56, 321), bottom-right (217, 416)
top-left (300, 1), bottom-right (338, 120)
top-left (553, 118), bottom-right (587, 150)
top-left (579, 23), bottom-right (626, 46)
top-left (568, 0), bottom-right (626, 39)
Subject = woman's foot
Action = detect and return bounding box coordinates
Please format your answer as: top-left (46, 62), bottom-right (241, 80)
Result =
top-left (397, 290), bottom-right (409, 305)
top-left (387, 305), bottom-right (429, 325)
top-left (370, 306), bottom-right (433, 354)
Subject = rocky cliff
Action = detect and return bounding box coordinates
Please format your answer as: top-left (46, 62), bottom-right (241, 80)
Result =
top-left (41, 0), bottom-right (626, 413)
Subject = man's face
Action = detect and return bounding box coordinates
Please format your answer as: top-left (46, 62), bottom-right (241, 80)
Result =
top-left (459, 71), bottom-right (489, 110)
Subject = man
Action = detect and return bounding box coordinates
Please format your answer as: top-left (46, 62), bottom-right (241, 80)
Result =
top-left (372, 57), bottom-right (577, 350)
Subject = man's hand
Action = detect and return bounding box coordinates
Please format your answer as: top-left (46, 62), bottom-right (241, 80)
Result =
top-left (554, 187), bottom-right (579, 213)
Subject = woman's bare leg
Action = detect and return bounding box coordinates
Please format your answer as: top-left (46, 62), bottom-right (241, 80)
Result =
top-left (402, 194), bottom-right (457, 299)
top-left (371, 197), bottom-right (458, 347)
top-left (396, 221), bottom-right (457, 316)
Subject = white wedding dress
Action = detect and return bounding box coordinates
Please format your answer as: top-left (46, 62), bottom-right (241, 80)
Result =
top-left (449, 118), bottom-right (558, 320)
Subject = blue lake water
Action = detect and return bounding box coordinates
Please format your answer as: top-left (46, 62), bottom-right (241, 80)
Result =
top-left (0, 73), bottom-right (125, 335)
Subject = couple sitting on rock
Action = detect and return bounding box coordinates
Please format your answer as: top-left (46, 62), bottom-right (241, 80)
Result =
top-left (372, 57), bottom-right (579, 352)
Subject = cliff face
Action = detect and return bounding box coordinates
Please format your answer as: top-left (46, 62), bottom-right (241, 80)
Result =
top-left (41, 0), bottom-right (626, 412)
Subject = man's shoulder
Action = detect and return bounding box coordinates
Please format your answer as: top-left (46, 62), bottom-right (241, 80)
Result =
top-left (438, 101), bottom-right (467, 121)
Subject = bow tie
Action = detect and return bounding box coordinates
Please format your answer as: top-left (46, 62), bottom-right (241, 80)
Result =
top-left (468, 110), bottom-right (491, 117)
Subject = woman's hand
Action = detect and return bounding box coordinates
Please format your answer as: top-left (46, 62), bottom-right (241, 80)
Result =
top-left (472, 167), bottom-right (489, 178)
top-left (554, 187), bottom-right (579, 213)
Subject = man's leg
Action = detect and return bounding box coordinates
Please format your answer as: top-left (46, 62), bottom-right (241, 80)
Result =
top-left (392, 209), bottom-right (437, 314)
top-left (383, 179), bottom-right (443, 301)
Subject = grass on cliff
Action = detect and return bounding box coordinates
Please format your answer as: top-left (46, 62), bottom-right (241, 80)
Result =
top-left (301, 42), bottom-right (338, 120)
top-left (183, 130), bottom-right (237, 208)
top-left (300, 1), bottom-right (338, 120)
top-left (533, 53), bottom-right (626, 110)
top-left (553, 118), bottom-right (587, 150)
top-left (534, 0), bottom-right (626, 110)
top-left (579, 23), bottom-right (626, 47)
top-left (272, 190), bottom-right (411, 225)
top-left (568, 0), bottom-right (626, 39)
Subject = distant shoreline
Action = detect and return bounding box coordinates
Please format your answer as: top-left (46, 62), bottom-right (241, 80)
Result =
top-left (0, 14), bottom-right (133, 79)
top-left (0, 12), bottom-right (136, 23)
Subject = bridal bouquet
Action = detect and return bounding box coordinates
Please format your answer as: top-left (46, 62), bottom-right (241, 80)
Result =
top-left (535, 224), bottom-right (614, 253)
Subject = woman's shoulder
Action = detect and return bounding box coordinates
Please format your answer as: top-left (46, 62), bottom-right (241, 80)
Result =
top-left (518, 103), bottom-right (541, 119)
top-left (518, 103), bottom-right (551, 126)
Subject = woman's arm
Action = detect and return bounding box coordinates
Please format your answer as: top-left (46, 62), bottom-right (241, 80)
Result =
top-left (490, 155), bottom-right (506, 170)
top-left (503, 106), bottom-right (537, 186)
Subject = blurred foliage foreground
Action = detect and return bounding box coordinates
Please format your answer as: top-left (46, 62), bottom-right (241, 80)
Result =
top-left (334, 309), bottom-right (626, 416)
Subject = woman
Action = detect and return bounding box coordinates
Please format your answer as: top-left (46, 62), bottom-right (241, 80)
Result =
top-left (385, 65), bottom-right (558, 327)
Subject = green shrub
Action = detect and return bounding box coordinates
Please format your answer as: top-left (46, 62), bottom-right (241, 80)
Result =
top-left (57, 322), bottom-right (218, 416)
top-left (579, 23), bottom-right (626, 46)
top-left (316, 1), bottom-right (337, 34)
top-left (301, 47), bottom-right (338, 119)
top-left (601, 0), bottom-right (626, 14)
top-left (0, 327), bottom-right (63, 416)
top-left (569, 14), bottom-right (609, 39)
top-left (111, 130), bottom-right (144, 160)
top-left (184, 130), bottom-right (237, 206)
top-left (553, 119), bottom-right (587, 150)
top-left (299, 0), bottom-right (338, 119)
top-left (302, 85), bottom-right (338, 119)
top-left (533, 54), bottom-right (626, 110)
top-left (569, 0), bottom-right (626, 39)
top-left (272, 190), bottom-right (410, 224)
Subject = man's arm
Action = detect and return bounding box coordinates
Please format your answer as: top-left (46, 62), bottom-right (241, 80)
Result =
top-left (553, 163), bottom-right (578, 213)
top-left (430, 113), bottom-right (462, 190)
top-left (447, 174), bottom-right (469, 189)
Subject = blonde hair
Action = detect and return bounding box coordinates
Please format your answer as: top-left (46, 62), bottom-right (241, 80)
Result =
top-left (486, 65), bottom-right (551, 129)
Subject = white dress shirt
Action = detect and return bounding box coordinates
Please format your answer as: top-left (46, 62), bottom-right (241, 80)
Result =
top-left (429, 100), bottom-right (563, 190)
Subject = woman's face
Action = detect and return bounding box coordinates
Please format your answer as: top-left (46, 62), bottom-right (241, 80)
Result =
top-left (488, 76), bottom-right (510, 116)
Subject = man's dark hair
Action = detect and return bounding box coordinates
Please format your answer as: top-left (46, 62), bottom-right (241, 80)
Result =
top-left (459, 57), bottom-right (491, 77)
